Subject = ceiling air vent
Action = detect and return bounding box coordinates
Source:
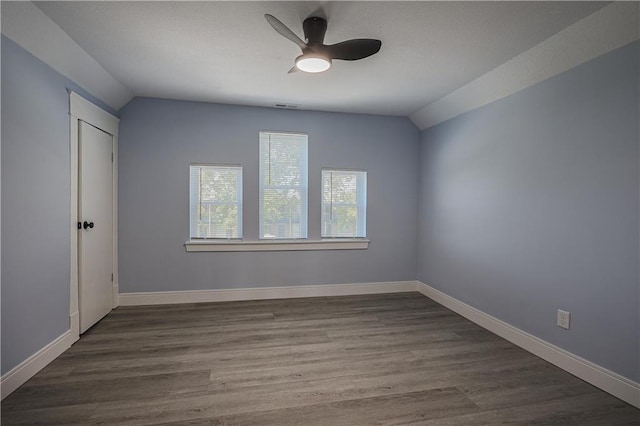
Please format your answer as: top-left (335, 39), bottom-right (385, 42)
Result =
top-left (273, 103), bottom-right (299, 109)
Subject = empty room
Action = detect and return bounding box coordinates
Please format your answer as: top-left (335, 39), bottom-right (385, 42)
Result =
top-left (1, 1), bottom-right (639, 424)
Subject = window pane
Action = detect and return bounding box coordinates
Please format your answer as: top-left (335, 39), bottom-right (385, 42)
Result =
top-left (190, 165), bottom-right (242, 239)
top-left (260, 132), bottom-right (308, 239)
top-left (322, 170), bottom-right (367, 238)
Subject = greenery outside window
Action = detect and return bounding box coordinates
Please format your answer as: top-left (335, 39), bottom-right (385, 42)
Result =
top-left (259, 132), bottom-right (308, 239)
top-left (321, 169), bottom-right (367, 238)
top-left (189, 164), bottom-right (242, 239)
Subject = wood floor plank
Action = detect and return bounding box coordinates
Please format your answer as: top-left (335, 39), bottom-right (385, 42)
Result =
top-left (2, 292), bottom-right (637, 425)
top-left (0, 403), bottom-right (100, 426)
top-left (2, 370), bottom-right (212, 412)
top-left (159, 387), bottom-right (481, 426)
top-left (87, 376), bottom-right (362, 425)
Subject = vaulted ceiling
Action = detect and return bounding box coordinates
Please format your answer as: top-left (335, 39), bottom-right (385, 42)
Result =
top-left (31, 1), bottom-right (611, 120)
top-left (6, 1), bottom-right (636, 128)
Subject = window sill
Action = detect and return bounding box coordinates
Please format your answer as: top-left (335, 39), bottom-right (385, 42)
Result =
top-left (184, 239), bottom-right (370, 252)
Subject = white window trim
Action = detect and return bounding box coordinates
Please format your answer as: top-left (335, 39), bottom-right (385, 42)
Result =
top-left (321, 168), bottom-right (367, 238)
top-left (259, 131), bottom-right (308, 239)
top-left (184, 239), bottom-right (369, 252)
top-left (189, 164), bottom-right (243, 239)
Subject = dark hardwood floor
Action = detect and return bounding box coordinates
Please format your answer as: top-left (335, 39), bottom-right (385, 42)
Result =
top-left (2, 292), bottom-right (638, 425)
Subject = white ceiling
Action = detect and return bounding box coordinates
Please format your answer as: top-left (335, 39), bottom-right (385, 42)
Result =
top-left (34, 1), bottom-right (608, 116)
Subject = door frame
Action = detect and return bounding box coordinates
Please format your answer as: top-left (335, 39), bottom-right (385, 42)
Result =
top-left (69, 91), bottom-right (119, 341)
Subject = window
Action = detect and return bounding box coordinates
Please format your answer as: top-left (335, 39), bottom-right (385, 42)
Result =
top-left (259, 132), bottom-right (308, 239)
top-left (322, 169), bottom-right (367, 238)
top-left (189, 165), bottom-right (242, 239)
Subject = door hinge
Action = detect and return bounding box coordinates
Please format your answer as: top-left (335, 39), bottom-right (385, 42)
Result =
top-left (111, 273), bottom-right (114, 282)
top-left (111, 152), bottom-right (114, 162)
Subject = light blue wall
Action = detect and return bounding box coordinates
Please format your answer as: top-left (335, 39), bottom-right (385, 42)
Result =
top-left (118, 99), bottom-right (420, 292)
top-left (1, 35), bottom-right (116, 374)
top-left (418, 41), bottom-right (639, 381)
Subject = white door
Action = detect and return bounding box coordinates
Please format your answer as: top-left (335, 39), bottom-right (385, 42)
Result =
top-left (78, 121), bottom-right (114, 333)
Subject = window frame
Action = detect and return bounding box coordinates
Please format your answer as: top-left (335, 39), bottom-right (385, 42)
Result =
top-left (189, 163), bottom-right (243, 240)
top-left (321, 168), bottom-right (367, 239)
top-left (259, 131), bottom-right (309, 240)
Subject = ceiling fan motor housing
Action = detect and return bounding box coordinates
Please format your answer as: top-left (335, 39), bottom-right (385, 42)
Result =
top-left (303, 17), bottom-right (328, 46)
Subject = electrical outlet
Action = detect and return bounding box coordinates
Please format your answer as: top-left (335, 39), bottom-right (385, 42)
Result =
top-left (557, 309), bottom-right (571, 330)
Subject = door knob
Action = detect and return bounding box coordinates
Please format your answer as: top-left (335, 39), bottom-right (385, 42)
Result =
top-left (83, 221), bottom-right (94, 230)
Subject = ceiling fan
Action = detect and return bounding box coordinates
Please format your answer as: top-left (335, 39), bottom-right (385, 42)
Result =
top-left (265, 14), bottom-right (382, 73)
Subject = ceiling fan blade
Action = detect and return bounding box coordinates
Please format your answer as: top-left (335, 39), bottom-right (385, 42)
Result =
top-left (264, 14), bottom-right (306, 50)
top-left (326, 39), bottom-right (382, 61)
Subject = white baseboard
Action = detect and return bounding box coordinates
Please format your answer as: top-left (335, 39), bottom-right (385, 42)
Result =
top-left (1, 328), bottom-right (75, 400)
top-left (119, 281), bottom-right (417, 306)
top-left (70, 310), bottom-right (80, 344)
top-left (112, 283), bottom-right (120, 308)
top-left (415, 281), bottom-right (640, 408)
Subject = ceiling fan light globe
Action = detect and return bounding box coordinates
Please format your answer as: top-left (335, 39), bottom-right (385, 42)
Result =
top-left (295, 54), bottom-right (331, 73)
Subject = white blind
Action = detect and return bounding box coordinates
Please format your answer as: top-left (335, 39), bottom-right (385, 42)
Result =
top-left (322, 169), bottom-right (367, 238)
top-left (189, 165), bottom-right (242, 239)
top-left (259, 132), bottom-right (308, 239)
